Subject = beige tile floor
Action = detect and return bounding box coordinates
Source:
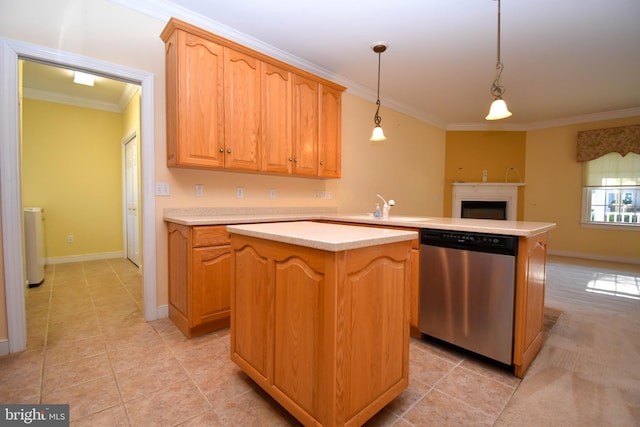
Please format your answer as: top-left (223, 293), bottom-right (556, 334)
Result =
top-left (1, 258), bottom-right (522, 426)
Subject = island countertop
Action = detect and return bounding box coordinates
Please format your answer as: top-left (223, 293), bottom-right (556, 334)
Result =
top-left (164, 208), bottom-right (556, 237)
top-left (227, 221), bottom-right (418, 252)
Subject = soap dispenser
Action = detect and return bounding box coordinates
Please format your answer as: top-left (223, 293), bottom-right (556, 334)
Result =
top-left (373, 203), bottom-right (382, 218)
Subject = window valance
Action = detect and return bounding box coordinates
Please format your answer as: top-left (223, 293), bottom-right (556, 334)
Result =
top-left (576, 124), bottom-right (640, 162)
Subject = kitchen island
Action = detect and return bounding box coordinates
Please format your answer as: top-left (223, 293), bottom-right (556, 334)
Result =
top-left (165, 207), bottom-right (555, 378)
top-left (227, 221), bottom-right (417, 427)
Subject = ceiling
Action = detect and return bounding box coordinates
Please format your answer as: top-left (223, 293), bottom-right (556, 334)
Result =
top-left (24, 0), bottom-right (640, 129)
top-left (22, 61), bottom-right (136, 113)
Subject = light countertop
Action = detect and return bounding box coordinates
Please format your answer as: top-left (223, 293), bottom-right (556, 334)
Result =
top-left (164, 208), bottom-right (556, 237)
top-left (227, 221), bottom-right (418, 252)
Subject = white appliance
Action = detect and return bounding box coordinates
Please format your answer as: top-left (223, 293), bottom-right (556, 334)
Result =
top-left (24, 207), bottom-right (45, 287)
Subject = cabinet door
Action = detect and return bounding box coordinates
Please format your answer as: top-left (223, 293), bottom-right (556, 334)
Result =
top-left (171, 30), bottom-right (225, 168)
top-left (292, 74), bottom-right (319, 176)
top-left (318, 84), bottom-right (342, 178)
top-left (261, 63), bottom-right (293, 174)
top-left (192, 245), bottom-right (231, 327)
top-left (224, 48), bottom-right (261, 170)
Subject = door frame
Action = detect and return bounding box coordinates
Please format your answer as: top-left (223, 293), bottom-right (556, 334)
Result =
top-left (0, 37), bottom-right (157, 353)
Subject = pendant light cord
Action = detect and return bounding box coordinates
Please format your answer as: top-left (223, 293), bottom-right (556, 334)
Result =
top-left (374, 50), bottom-right (382, 126)
top-left (490, 0), bottom-right (506, 98)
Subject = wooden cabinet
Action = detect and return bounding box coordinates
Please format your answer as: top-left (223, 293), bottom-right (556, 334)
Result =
top-left (167, 223), bottom-right (231, 338)
top-left (513, 232), bottom-right (548, 377)
top-left (163, 29), bottom-right (225, 168)
top-left (224, 47), bottom-right (261, 171)
top-left (160, 18), bottom-right (345, 178)
top-left (318, 84), bottom-right (342, 178)
top-left (230, 234), bottom-right (411, 426)
top-left (261, 63), bottom-right (292, 174)
top-left (292, 74), bottom-right (319, 176)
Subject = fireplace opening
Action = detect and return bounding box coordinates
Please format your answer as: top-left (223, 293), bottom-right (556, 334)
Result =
top-left (461, 201), bottom-right (508, 220)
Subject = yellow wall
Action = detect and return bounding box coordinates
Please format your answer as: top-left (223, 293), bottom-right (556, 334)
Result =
top-left (330, 95), bottom-right (446, 216)
top-left (444, 131), bottom-right (527, 218)
top-left (21, 99), bottom-right (124, 259)
top-left (525, 117), bottom-right (640, 262)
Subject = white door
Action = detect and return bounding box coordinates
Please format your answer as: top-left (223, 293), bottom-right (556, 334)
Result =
top-left (125, 135), bottom-right (140, 266)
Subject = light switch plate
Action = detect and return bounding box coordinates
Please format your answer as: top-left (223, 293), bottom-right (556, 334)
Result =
top-left (195, 184), bottom-right (204, 197)
top-left (155, 182), bottom-right (170, 196)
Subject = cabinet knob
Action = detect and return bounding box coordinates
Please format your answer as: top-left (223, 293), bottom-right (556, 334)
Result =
top-left (319, 161), bottom-right (324, 166)
top-left (227, 149), bottom-right (232, 153)
top-left (219, 148), bottom-right (224, 153)
top-left (289, 157), bottom-right (293, 162)
top-left (294, 158), bottom-right (298, 162)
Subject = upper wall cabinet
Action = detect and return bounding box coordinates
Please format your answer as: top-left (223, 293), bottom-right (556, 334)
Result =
top-left (160, 18), bottom-right (346, 178)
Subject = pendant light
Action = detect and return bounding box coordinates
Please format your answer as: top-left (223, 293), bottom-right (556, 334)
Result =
top-left (370, 43), bottom-right (388, 141)
top-left (485, 0), bottom-right (512, 120)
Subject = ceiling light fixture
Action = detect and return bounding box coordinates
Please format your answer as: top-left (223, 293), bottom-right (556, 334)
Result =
top-left (370, 43), bottom-right (388, 141)
top-left (73, 71), bottom-right (95, 86)
top-left (485, 0), bottom-right (512, 120)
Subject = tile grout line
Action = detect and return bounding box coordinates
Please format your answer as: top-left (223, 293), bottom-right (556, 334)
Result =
top-left (38, 264), bottom-right (55, 404)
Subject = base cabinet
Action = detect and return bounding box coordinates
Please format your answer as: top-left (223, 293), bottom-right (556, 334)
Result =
top-left (513, 232), bottom-right (548, 377)
top-left (167, 224), bottom-right (231, 338)
top-left (230, 235), bottom-right (411, 426)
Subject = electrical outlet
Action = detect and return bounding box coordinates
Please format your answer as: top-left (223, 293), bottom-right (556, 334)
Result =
top-left (195, 184), bottom-right (204, 197)
top-left (236, 187), bottom-right (244, 198)
top-left (482, 170), bottom-right (488, 182)
top-left (269, 189), bottom-right (276, 199)
top-left (328, 191), bottom-right (333, 200)
top-left (314, 191), bottom-right (320, 199)
top-left (67, 235), bottom-right (74, 243)
top-left (321, 191), bottom-right (326, 199)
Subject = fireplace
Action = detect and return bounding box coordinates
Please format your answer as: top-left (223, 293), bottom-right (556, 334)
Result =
top-left (461, 200), bottom-right (507, 220)
top-left (452, 183), bottom-right (524, 221)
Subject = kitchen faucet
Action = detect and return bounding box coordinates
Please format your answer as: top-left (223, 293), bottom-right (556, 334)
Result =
top-left (376, 194), bottom-right (395, 220)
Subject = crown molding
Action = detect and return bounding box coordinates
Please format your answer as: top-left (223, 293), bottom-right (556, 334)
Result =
top-left (23, 87), bottom-right (122, 112)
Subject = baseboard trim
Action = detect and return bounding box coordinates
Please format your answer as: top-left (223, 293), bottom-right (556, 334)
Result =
top-left (46, 251), bottom-right (124, 265)
top-left (548, 250), bottom-right (640, 265)
top-left (0, 339), bottom-right (9, 356)
top-left (156, 304), bottom-right (169, 319)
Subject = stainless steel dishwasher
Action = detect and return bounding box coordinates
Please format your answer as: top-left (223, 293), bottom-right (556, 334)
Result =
top-left (419, 229), bottom-right (518, 365)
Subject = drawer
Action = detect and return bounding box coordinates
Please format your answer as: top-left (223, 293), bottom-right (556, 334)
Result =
top-left (193, 226), bottom-right (230, 247)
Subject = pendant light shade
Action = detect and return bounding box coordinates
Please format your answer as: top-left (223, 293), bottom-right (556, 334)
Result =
top-left (486, 98), bottom-right (512, 120)
top-left (370, 124), bottom-right (386, 141)
top-left (485, 0), bottom-right (512, 120)
top-left (370, 43), bottom-right (388, 141)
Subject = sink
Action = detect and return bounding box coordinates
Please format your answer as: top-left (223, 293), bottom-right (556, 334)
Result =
top-left (388, 217), bottom-right (433, 222)
top-left (345, 215), bottom-right (432, 223)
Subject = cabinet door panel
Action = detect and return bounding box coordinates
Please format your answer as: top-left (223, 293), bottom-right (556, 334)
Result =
top-left (192, 246), bottom-right (231, 326)
top-left (318, 85), bottom-right (341, 178)
top-left (262, 63), bottom-right (292, 173)
top-left (273, 257), bottom-right (324, 415)
top-left (292, 74), bottom-right (318, 176)
top-left (233, 245), bottom-right (271, 379)
top-left (224, 48), bottom-right (261, 170)
top-left (177, 31), bottom-right (225, 167)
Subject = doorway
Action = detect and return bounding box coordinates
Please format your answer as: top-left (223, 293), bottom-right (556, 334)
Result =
top-left (124, 133), bottom-right (141, 267)
top-left (21, 60), bottom-right (139, 267)
top-left (0, 37), bottom-right (157, 354)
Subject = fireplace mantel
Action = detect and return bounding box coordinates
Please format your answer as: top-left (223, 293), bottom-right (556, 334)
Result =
top-left (452, 182), bottom-right (525, 220)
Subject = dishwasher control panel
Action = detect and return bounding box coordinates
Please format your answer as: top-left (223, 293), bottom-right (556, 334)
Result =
top-left (421, 229), bottom-right (518, 256)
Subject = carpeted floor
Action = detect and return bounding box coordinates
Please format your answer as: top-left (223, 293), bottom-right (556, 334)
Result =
top-left (495, 256), bottom-right (640, 426)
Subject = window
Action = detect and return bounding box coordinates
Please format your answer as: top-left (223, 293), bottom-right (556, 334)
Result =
top-left (582, 152), bottom-right (640, 227)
